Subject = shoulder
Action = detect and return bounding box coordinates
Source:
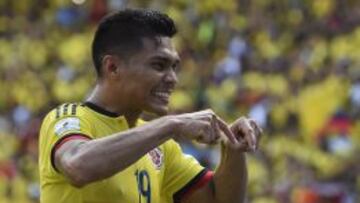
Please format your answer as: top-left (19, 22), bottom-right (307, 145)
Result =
top-left (43, 103), bottom-right (89, 122)
top-left (55, 103), bottom-right (88, 119)
top-left (40, 103), bottom-right (92, 136)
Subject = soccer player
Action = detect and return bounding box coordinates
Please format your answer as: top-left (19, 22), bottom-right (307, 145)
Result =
top-left (39, 9), bottom-right (262, 203)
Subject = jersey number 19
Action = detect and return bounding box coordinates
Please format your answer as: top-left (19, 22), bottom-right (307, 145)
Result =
top-left (135, 170), bottom-right (151, 203)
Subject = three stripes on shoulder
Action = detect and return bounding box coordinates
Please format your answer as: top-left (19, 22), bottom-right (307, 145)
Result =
top-left (55, 103), bottom-right (83, 118)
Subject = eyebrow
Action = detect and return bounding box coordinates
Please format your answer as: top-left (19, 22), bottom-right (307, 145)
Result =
top-left (150, 55), bottom-right (180, 64)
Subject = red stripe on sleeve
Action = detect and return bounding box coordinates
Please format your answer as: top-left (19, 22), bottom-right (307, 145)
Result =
top-left (54, 134), bottom-right (91, 152)
top-left (50, 134), bottom-right (92, 172)
top-left (181, 170), bottom-right (214, 201)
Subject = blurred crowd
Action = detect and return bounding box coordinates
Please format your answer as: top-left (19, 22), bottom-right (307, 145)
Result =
top-left (0, 0), bottom-right (360, 202)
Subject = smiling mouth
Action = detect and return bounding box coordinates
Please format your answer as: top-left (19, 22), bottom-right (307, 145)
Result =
top-left (151, 90), bottom-right (172, 103)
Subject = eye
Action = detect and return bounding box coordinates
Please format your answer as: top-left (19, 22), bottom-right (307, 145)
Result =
top-left (151, 62), bottom-right (166, 71)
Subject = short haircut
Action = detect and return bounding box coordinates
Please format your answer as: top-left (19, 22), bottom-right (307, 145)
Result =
top-left (92, 8), bottom-right (177, 77)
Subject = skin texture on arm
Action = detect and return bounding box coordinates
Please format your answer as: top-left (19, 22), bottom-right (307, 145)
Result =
top-left (183, 118), bottom-right (262, 203)
top-left (55, 116), bottom-right (175, 188)
top-left (54, 109), bottom-right (238, 188)
top-left (182, 143), bottom-right (248, 203)
top-left (213, 145), bottom-right (248, 202)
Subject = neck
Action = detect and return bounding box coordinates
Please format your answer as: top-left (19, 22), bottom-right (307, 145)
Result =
top-left (87, 84), bottom-right (142, 127)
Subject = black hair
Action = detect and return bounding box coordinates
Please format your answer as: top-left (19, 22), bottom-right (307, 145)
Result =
top-left (92, 8), bottom-right (177, 77)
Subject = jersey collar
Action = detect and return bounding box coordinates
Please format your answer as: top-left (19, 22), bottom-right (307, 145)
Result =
top-left (83, 101), bottom-right (120, 118)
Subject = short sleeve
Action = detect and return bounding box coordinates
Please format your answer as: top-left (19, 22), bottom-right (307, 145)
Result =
top-left (39, 104), bottom-right (93, 173)
top-left (162, 140), bottom-right (209, 202)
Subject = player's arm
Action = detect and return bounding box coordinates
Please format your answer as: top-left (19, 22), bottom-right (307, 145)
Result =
top-left (54, 116), bottom-right (174, 187)
top-left (181, 146), bottom-right (248, 203)
top-left (54, 109), bottom-right (237, 188)
top-left (182, 118), bottom-right (262, 203)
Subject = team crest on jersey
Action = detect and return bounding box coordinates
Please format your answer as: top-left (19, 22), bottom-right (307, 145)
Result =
top-left (148, 147), bottom-right (163, 170)
top-left (54, 117), bottom-right (80, 137)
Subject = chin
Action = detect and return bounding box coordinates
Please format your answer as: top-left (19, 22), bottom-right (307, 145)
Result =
top-left (146, 104), bottom-right (169, 116)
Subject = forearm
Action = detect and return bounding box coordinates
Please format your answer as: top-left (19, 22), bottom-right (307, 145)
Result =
top-left (181, 115), bottom-right (259, 203)
top-left (58, 116), bottom-right (176, 186)
top-left (212, 143), bottom-right (248, 203)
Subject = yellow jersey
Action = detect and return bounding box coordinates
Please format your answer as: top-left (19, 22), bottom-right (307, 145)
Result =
top-left (39, 102), bottom-right (210, 203)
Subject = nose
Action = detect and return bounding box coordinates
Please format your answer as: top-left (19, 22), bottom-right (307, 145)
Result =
top-left (164, 69), bottom-right (178, 86)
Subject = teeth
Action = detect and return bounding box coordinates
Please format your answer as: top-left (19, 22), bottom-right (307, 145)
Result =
top-left (154, 92), bottom-right (169, 97)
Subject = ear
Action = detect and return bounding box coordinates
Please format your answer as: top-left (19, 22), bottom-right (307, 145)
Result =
top-left (101, 55), bottom-right (123, 78)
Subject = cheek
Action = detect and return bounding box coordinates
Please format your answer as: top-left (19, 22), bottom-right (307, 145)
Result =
top-left (142, 82), bottom-right (156, 98)
top-left (135, 79), bottom-right (157, 99)
top-left (128, 69), bottom-right (163, 98)
top-left (142, 74), bottom-right (162, 91)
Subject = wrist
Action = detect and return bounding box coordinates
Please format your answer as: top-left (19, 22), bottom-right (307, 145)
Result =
top-left (158, 115), bottom-right (184, 139)
top-left (162, 115), bottom-right (184, 139)
top-left (222, 140), bottom-right (246, 157)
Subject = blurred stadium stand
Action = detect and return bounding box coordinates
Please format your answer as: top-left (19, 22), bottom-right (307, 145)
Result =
top-left (0, 0), bottom-right (360, 202)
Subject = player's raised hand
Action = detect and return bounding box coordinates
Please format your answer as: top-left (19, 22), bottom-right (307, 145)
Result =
top-left (171, 109), bottom-right (238, 145)
top-left (226, 117), bottom-right (263, 152)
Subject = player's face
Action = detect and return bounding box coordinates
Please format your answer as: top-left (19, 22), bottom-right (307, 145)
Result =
top-left (120, 37), bottom-right (180, 115)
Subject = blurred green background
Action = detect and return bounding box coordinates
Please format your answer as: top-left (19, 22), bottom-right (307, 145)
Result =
top-left (0, 0), bottom-right (360, 202)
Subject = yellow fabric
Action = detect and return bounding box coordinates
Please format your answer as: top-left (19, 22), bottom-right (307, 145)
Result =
top-left (39, 103), bottom-right (204, 203)
top-left (297, 76), bottom-right (349, 141)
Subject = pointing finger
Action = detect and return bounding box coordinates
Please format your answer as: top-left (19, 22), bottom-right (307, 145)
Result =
top-left (239, 124), bottom-right (256, 151)
top-left (214, 116), bottom-right (238, 144)
top-left (237, 118), bottom-right (256, 151)
top-left (249, 119), bottom-right (262, 149)
top-left (211, 116), bottom-right (221, 144)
